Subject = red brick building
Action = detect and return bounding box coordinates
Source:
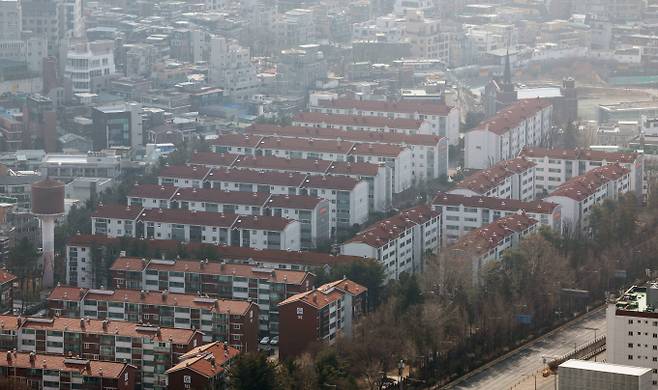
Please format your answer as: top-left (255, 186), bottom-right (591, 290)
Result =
top-left (166, 341), bottom-right (240, 390)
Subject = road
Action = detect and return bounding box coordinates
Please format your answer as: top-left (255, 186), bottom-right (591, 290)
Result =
top-left (448, 307), bottom-right (606, 390)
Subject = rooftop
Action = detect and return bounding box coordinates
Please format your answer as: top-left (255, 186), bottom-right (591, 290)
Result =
top-left (456, 158), bottom-right (535, 194)
top-left (472, 99), bottom-right (553, 135)
top-left (452, 214), bottom-right (538, 255)
top-left (548, 164), bottom-right (630, 201)
top-left (159, 165), bottom-right (211, 180)
top-left (207, 167), bottom-right (307, 187)
top-left (520, 147), bottom-right (639, 164)
top-left (293, 112), bottom-right (424, 130)
top-left (92, 204), bottom-right (143, 220)
top-left (0, 351), bottom-right (131, 378)
top-left (559, 359), bottom-right (652, 377)
top-left (315, 98), bottom-right (454, 116)
top-left (433, 192), bottom-right (558, 213)
top-left (166, 341), bottom-right (240, 378)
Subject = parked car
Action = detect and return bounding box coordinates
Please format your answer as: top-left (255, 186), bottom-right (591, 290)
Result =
top-left (260, 337), bottom-right (270, 345)
top-left (270, 336), bottom-right (279, 345)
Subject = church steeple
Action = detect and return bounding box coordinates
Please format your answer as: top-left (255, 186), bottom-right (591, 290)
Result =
top-left (502, 46), bottom-right (514, 92)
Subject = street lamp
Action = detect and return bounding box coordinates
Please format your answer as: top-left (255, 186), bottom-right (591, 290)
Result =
top-left (398, 359), bottom-right (405, 390)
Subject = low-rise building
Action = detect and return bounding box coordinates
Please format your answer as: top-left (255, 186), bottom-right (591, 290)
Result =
top-left (47, 286), bottom-right (259, 351)
top-left (91, 205), bottom-right (302, 251)
top-left (558, 359), bottom-right (651, 390)
top-left (432, 192), bottom-right (561, 246)
top-left (341, 205), bottom-right (440, 281)
top-left (278, 279), bottom-right (367, 360)
top-left (108, 257), bottom-right (314, 336)
top-left (450, 158), bottom-right (536, 201)
top-left (450, 214), bottom-right (539, 281)
top-left (166, 341), bottom-right (240, 390)
top-left (292, 112), bottom-right (432, 135)
top-left (520, 147), bottom-right (644, 198)
top-left (544, 164), bottom-right (631, 233)
top-left (41, 152), bottom-right (122, 182)
top-left (15, 316), bottom-right (203, 390)
top-left (0, 351), bottom-right (136, 390)
top-left (464, 99), bottom-right (553, 170)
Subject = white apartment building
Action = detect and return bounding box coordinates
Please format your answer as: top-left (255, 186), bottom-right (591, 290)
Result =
top-left (208, 36), bottom-right (259, 99)
top-left (40, 152), bottom-right (122, 181)
top-left (91, 204), bottom-right (302, 251)
top-left (126, 184), bottom-right (331, 249)
top-left (309, 96), bottom-right (460, 145)
top-left (215, 131), bottom-right (415, 194)
top-left (190, 152), bottom-right (392, 213)
top-left (545, 164), bottom-right (631, 233)
top-left (432, 192), bottom-right (561, 246)
top-left (158, 165), bottom-right (210, 188)
top-left (274, 8), bottom-right (316, 49)
top-left (558, 360), bottom-right (652, 390)
top-left (451, 213), bottom-right (539, 282)
top-left (65, 40), bottom-right (116, 93)
top-left (341, 205), bottom-right (441, 281)
top-left (607, 283), bottom-right (658, 389)
top-left (300, 175), bottom-right (369, 232)
top-left (464, 99), bottom-right (553, 170)
top-left (520, 147), bottom-right (645, 197)
top-left (464, 24), bottom-right (518, 57)
top-left (0, 0), bottom-right (21, 41)
top-left (450, 157), bottom-right (536, 201)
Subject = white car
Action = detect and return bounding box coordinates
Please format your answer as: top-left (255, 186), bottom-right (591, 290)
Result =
top-left (270, 336), bottom-right (279, 345)
top-left (260, 337), bottom-right (270, 345)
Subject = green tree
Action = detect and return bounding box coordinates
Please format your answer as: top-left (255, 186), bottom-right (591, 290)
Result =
top-left (330, 259), bottom-right (385, 309)
top-left (229, 353), bottom-right (281, 390)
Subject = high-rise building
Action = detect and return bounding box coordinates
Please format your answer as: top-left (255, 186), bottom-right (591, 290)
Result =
top-left (65, 40), bottom-right (116, 93)
top-left (0, 0), bottom-right (22, 41)
top-left (91, 103), bottom-right (143, 150)
top-left (208, 36), bottom-right (259, 99)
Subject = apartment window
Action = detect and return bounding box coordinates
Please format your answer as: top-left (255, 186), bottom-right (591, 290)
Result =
top-left (629, 343), bottom-right (634, 348)
top-left (629, 331), bottom-right (634, 336)
top-left (629, 320), bottom-right (634, 324)
top-left (628, 355), bottom-right (633, 360)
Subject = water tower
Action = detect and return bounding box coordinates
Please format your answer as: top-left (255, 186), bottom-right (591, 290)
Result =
top-left (31, 178), bottom-right (64, 289)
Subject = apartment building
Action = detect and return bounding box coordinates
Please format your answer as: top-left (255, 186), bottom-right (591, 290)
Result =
top-left (213, 131), bottom-right (414, 195)
top-left (188, 152), bottom-right (392, 212)
top-left (14, 316), bottom-right (202, 390)
top-left (47, 286), bottom-right (259, 351)
top-left (247, 123), bottom-right (449, 186)
top-left (292, 112), bottom-right (432, 135)
top-left (464, 99), bottom-right (553, 170)
top-left (0, 351), bottom-right (136, 390)
top-left (558, 360), bottom-right (652, 390)
top-left (278, 278), bottom-right (367, 360)
top-left (545, 164), bottom-right (631, 233)
top-left (432, 192), bottom-right (561, 245)
top-left (0, 269), bottom-right (16, 313)
top-left (450, 158), bottom-right (536, 201)
top-left (164, 167), bottom-right (370, 234)
top-left (127, 184), bottom-right (330, 249)
top-left (606, 282), bottom-right (658, 389)
top-left (451, 214), bottom-right (539, 282)
top-left (166, 341), bottom-right (239, 390)
top-left (41, 152), bottom-right (122, 182)
top-left (341, 205), bottom-right (441, 281)
top-left (520, 147), bottom-right (645, 197)
top-left (308, 96), bottom-right (460, 145)
top-left (64, 234), bottom-right (360, 289)
top-left (108, 257), bottom-right (314, 336)
top-left (91, 205), bottom-right (302, 251)
top-left (65, 40), bottom-right (116, 93)
top-left (158, 165), bottom-right (210, 189)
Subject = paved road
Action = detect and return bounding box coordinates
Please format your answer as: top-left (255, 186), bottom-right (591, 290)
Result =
top-left (450, 307), bottom-right (607, 390)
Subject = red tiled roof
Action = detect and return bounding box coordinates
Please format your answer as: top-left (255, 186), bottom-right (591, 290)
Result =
top-left (233, 154), bottom-right (331, 174)
top-left (0, 269), bottom-right (16, 285)
top-left (110, 257), bottom-right (148, 272)
top-left (166, 341), bottom-right (240, 378)
top-left (293, 112), bottom-right (424, 130)
top-left (211, 133), bottom-right (263, 148)
top-left (159, 165), bottom-right (211, 180)
top-left (302, 175), bottom-right (361, 190)
top-left (520, 147), bottom-right (639, 164)
top-left (92, 204), bottom-right (143, 220)
top-left (248, 123), bottom-right (443, 147)
top-left (208, 167), bottom-right (306, 187)
top-left (138, 208), bottom-right (238, 227)
top-left (231, 214), bottom-right (296, 231)
top-left (349, 142), bottom-right (405, 157)
top-left (0, 351), bottom-right (131, 378)
top-left (20, 317), bottom-right (199, 345)
top-left (432, 192), bottom-right (558, 213)
top-left (318, 278), bottom-right (367, 296)
top-left (264, 194), bottom-right (323, 210)
top-left (327, 161), bottom-right (381, 176)
top-left (189, 152), bottom-right (239, 167)
top-left (128, 184), bottom-right (177, 200)
top-left (548, 164), bottom-right (630, 201)
top-left (346, 205), bottom-right (439, 247)
top-left (455, 157), bottom-right (535, 194)
top-left (257, 136), bottom-right (355, 154)
top-left (452, 213), bottom-right (538, 255)
top-left (0, 315), bottom-right (22, 331)
top-left (278, 288), bottom-right (343, 309)
top-left (315, 98), bottom-right (454, 116)
top-left (472, 99), bottom-right (553, 135)
top-left (172, 187), bottom-right (270, 206)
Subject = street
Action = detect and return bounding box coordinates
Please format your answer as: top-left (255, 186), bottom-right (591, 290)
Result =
top-left (450, 307), bottom-right (606, 390)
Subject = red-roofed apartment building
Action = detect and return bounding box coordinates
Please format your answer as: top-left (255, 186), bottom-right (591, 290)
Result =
top-left (544, 164), bottom-right (631, 232)
top-left (432, 192), bottom-right (561, 245)
top-left (166, 341), bottom-right (240, 390)
top-left (520, 147), bottom-right (645, 198)
top-left (308, 96), bottom-right (460, 145)
top-left (340, 205), bottom-right (441, 280)
top-left (91, 205), bottom-right (302, 251)
top-left (107, 257), bottom-right (315, 336)
top-left (126, 185), bottom-right (330, 250)
top-left (449, 157), bottom-right (536, 202)
top-left (278, 278), bottom-right (367, 360)
top-left (450, 213), bottom-right (540, 282)
top-left (46, 285), bottom-right (260, 351)
top-left (464, 99), bottom-right (553, 169)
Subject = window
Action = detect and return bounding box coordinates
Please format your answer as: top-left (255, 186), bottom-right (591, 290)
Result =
top-left (628, 355), bottom-right (633, 360)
